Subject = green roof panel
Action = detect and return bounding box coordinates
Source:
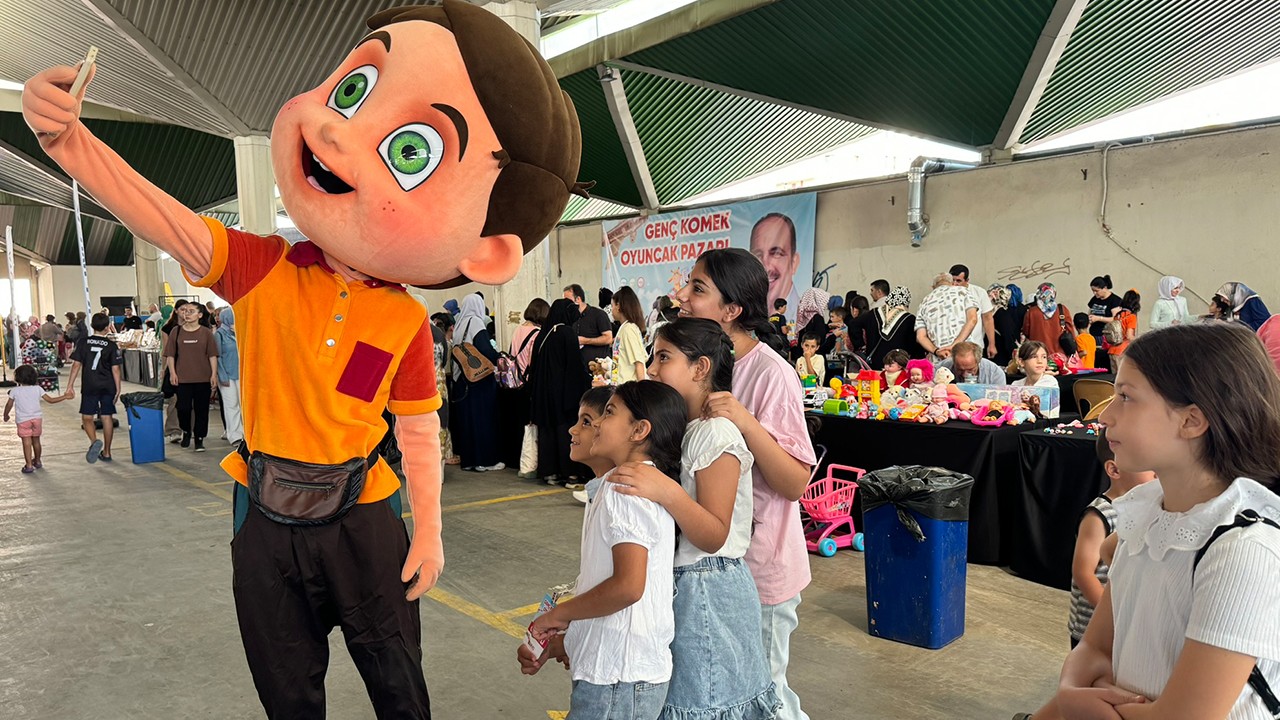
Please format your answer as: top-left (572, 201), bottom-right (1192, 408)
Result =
top-left (560, 70), bottom-right (643, 208)
top-left (619, 68), bottom-right (875, 204)
top-left (1022, 0), bottom-right (1280, 144)
top-left (619, 0), bottom-right (1057, 147)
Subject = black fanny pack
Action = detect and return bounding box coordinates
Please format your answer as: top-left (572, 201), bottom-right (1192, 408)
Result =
top-left (237, 443), bottom-right (379, 526)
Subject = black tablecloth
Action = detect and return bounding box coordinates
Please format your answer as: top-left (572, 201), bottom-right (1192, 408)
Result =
top-left (811, 414), bottom-right (1044, 565)
top-left (1012, 427), bottom-right (1107, 589)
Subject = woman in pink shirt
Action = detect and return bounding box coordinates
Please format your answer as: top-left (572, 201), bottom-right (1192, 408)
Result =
top-left (674, 248), bottom-right (817, 720)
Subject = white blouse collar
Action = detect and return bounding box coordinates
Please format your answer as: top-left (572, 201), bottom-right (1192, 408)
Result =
top-left (1115, 477), bottom-right (1280, 561)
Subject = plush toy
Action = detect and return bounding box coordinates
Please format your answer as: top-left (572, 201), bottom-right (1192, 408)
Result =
top-left (589, 357), bottom-right (614, 387)
top-left (920, 383), bottom-right (950, 424)
top-left (22, 3), bottom-right (582, 715)
top-left (932, 366), bottom-right (971, 407)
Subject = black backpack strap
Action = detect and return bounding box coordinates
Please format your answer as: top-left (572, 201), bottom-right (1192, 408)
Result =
top-left (1192, 510), bottom-right (1280, 717)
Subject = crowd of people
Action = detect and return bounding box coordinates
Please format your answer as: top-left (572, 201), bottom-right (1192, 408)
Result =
top-left (411, 257), bottom-right (1280, 720)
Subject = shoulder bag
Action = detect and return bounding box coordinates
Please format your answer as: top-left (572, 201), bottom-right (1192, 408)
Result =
top-left (452, 340), bottom-right (494, 383)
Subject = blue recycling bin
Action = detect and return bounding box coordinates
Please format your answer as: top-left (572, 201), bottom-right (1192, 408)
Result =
top-left (121, 392), bottom-right (166, 464)
top-left (861, 466), bottom-right (974, 649)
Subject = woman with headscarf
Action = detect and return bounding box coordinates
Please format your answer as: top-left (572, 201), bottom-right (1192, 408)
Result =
top-left (988, 284), bottom-right (1020, 367)
top-left (1021, 282), bottom-right (1072, 354)
top-left (1214, 282), bottom-right (1271, 331)
top-left (852, 285), bottom-right (924, 367)
top-left (448, 293), bottom-right (502, 472)
top-left (1150, 276), bottom-right (1190, 330)
top-left (214, 307), bottom-right (243, 444)
top-left (527, 298), bottom-right (591, 486)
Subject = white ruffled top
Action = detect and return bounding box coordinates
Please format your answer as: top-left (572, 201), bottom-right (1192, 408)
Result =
top-left (1109, 478), bottom-right (1280, 717)
top-left (1114, 477), bottom-right (1280, 561)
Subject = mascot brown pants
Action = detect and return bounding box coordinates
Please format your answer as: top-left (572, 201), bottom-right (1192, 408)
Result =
top-left (232, 493), bottom-right (431, 719)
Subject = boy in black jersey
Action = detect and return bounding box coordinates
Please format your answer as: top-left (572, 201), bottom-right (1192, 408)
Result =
top-left (67, 313), bottom-right (123, 462)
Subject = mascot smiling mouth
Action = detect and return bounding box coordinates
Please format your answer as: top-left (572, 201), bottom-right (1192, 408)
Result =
top-left (302, 141), bottom-right (354, 194)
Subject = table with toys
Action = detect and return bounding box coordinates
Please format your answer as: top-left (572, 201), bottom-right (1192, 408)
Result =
top-left (804, 371), bottom-right (1057, 565)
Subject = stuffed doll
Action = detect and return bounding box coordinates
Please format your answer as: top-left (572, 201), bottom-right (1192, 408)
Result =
top-left (919, 383), bottom-right (950, 424)
top-left (931, 366), bottom-right (971, 408)
top-left (22, 3), bottom-right (583, 715)
top-left (905, 358), bottom-right (935, 389)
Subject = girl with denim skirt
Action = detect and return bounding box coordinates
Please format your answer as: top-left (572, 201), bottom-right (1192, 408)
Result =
top-left (531, 381), bottom-right (686, 720)
top-left (614, 318), bottom-right (780, 720)
top-left (674, 249), bottom-right (816, 720)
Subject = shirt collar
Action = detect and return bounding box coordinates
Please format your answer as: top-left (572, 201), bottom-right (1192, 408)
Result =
top-left (285, 241), bottom-right (405, 291)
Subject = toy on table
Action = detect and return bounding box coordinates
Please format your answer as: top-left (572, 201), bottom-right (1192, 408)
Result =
top-left (932, 367), bottom-right (971, 407)
top-left (919, 384), bottom-right (950, 424)
top-left (1012, 395), bottom-right (1045, 425)
top-left (822, 399), bottom-right (848, 415)
top-left (853, 369), bottom-right (882, 407)
top-left (899, 404), bottom-right (926, 421)
top-left (829, 377), bottom-right (843, 398)
top-left (904, 359), bottom-right (934, 390)
top-left (801, 463), bottom-right (865, 556)
top-left (801, 375), bottom-right (818, 389)
top-left (971, 399), bottom-right (1013, 426)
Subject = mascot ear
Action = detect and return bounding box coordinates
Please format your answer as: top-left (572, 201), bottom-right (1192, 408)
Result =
top-left (457, 233), bottom-right (523, 285)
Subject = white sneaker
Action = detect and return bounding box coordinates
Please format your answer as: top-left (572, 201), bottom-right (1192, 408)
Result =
top-left (476, 462), bottom-right (506, 472)
top-left (572, 490), bottom-right (589, 504)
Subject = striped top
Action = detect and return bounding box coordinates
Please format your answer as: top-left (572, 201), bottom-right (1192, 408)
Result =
top-left (1068, 495), bottom-right (1117, 640)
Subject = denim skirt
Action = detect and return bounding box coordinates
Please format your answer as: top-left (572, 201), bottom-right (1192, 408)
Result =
top-left (661, 556), bottom-right (780, 720)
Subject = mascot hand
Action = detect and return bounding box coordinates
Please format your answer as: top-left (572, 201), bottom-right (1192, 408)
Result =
top-left (22, 65), bottom-right (95, 148)
top-left (395, 411), bottom-right (444, 602)
top-left (402, 530), bottom-right (444, 601)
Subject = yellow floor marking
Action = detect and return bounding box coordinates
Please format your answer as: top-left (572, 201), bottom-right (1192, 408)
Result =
top-left (547, 712), bottom-right (568, 719)
top-left (424, 586), bottom-right (525, 639)
top-left (154, 462), bottom-right (234, 502)
top-left (496, 602), bottom-right (544, 619)
top-left (441, 489), bottom-right (567, 513)
top-left (210, 480), bottom-right (235, 486)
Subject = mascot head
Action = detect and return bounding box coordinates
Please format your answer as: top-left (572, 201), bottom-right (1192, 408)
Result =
top-left (271, 0), bottom-right (584, 288)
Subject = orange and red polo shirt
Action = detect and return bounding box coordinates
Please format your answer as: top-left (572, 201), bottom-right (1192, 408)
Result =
top-left (187, 217), bottom-right (441, 504)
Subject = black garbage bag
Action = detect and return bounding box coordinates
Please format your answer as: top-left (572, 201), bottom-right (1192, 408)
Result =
top-left (861, 465), bottom-right (975, 542)
top-left (121, 391), bottom-right (165, 420)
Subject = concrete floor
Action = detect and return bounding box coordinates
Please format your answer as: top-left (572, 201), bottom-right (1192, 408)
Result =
top-left (1, 371), bottom-right (1069, 719)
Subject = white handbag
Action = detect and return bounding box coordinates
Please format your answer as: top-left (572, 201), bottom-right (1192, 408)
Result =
top-left (519, 424), bottom-right (539, 478)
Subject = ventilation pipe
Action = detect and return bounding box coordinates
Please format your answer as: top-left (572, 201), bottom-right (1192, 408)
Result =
top-left (907, 156), bottom-right (977, 247)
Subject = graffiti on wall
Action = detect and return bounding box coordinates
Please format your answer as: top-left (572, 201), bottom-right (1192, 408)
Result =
top-left (996, 258), bottom-right (1071, 284)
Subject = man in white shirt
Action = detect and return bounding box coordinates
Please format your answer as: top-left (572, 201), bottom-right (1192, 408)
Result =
top-left (915, 273), bottom-right (978, 361)
top-left (951, 264), bottom-right (996, 359)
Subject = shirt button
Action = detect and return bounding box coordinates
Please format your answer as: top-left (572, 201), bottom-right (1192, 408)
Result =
top-left (335, 314), bottom-right (344, 322)
top-left (340, 292), bottom-right (348, 299)
top-left (325, 339), bottom-right (335, 347)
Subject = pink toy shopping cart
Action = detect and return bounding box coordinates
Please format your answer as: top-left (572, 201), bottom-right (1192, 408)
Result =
top-left (801, 463), bottom-right (865, 557)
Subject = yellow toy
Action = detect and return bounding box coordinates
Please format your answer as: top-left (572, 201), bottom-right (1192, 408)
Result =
top-left (855, 369), bottom-right (882, 406)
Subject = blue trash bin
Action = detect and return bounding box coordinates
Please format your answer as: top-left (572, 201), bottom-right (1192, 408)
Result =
top-left (860, 465), bottom-right (974, 649)
top-left (121, 392), bottom-right (166, 464)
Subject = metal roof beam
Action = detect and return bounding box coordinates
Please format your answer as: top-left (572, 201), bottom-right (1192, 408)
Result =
top-left (81, 0), bottom-right (251, 137)
top-left (608, 60), bottom-right (978, 152)
top-left (550, 0), bottom-right (779, 78)
top-left (0, 88), bottom-right (165, 125)
top-left (597, 65), bottom-right (659, 210)
top-left (992, 0), bottom-right (1088, 150)
top-left (0, 143), bottom-right (114, 221)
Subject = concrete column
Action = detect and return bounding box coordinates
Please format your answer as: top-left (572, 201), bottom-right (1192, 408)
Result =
top-left (133, 237), bottom-right (164, 309)
top-left (233, 135), bottom-right (277, 235)
top-left (481, 0), bottom-right (547, 350)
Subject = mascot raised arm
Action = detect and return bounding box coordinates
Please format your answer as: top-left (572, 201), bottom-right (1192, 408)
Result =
top-left (22, 2), bottom-right (583, 716)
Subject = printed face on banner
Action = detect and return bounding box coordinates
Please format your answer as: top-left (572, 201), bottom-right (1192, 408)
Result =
top-left (601, 194), bottom-right (816, 315)
top-left (749, 214), bottom-right (801, 309)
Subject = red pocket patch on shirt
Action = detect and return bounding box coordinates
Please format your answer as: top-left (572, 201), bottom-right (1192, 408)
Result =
top-left (337, 342), bottom-right (393, 403)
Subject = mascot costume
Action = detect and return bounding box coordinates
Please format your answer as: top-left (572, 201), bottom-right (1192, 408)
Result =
top-left (22, 2), bottom-right (583, 716)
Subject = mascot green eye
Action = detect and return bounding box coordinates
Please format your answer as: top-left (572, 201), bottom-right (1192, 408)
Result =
top-left (327, 65), bottom-right (378, 118)
top-left (378, 123), bottom-right (445, 192)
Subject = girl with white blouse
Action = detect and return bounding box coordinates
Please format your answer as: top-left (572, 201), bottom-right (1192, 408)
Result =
top-left (613, 318), bottom-right (779, 719)
top-left (1042, 323), bottom-right (1280, 720)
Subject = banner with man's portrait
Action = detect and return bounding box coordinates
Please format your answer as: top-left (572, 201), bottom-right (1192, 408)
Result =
top-left (601, 193), bottom-right (817, 315)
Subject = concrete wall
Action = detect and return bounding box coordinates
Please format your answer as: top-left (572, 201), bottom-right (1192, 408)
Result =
top-left (553, 123), bottom-right (1280, 329)
top-left (48, 265), bottom-right (139, 316)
